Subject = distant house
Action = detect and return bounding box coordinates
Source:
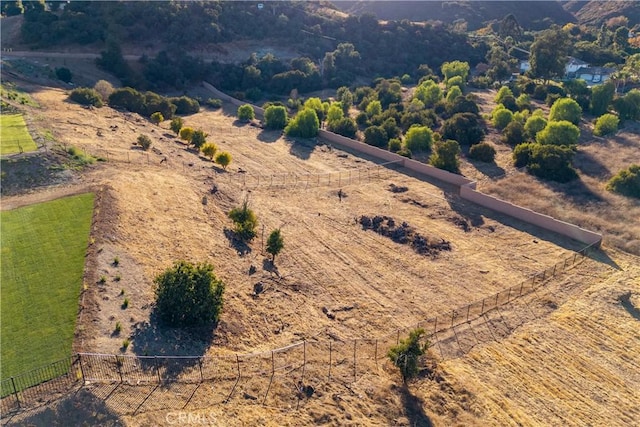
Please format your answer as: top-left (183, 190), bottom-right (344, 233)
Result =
top-left (575, 66), bottom-right (616, 85)
top-left (518, 57), bottom-right (614, 86)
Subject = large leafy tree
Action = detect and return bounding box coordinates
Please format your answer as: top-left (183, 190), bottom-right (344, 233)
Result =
top-left (154, 261), bottom-right (225, 327)
top-left (529, 27), bottom-right (570, 82)
top-left (549, 98), bottom-right (582, 125)
top-left (429, 139), bottom-right (461, 173)
top-left (536, 120), bottom-right (580, 146)
top-left (285, 108), bottom-right (319, 138)
top-left (264, 105), bottom-right (288, 130)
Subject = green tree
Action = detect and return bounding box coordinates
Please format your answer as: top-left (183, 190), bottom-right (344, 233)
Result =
top-left (55, 67), bottom-right (72, 83)
top-left (492, 106), bottom-right (513, 129)
top-left (469, 142), bottom-right (496, 162)
top-left (150, 112), bottom-right (164, 125)
top-left (170, 117), bottom-right (184, 135)
top-left (441, 113), bottom-right (484, 146)
top-left (413, 79), bottom-right (442, 107)
top-left (201, 142), bottom-right (218, 160)
top-left (237, 104), bottom-right (255, 122)
top-left (228, 198), bottom-right (257, 242)
top-left (446, 75), bottom-right (464, 90)
top-left (590, 82), bottom-right (615, 117)
top-left (365, 100), bottom-right (382, 118)
top-left (549, 98), bottom-right (582, 125)
top-left (137, 134), bottom-right (152, 151)
top-left (264, 105), bottom-right (288, 130)
top-left (326, 103), bottom-right (344, 126)
top-left (495, 86), bottom-right (514, 105)
top-left (613, 89), bottom-right (640, 121)
top-left (303, 97), bottom-right (326, 122)
top-left (363, 125), bottom-right (388, 148)
top-left (69, 88), bottom-right (103, 107)
top-left (179, 127), bottom-right (194, 143)
top-left (336, 86), bottom-right (354, 114)
top-left (215, 151), bottom-right (232, 170)
top-left (266, 228), bottom-right (284, 262)
top-left (530, 27), bottom-right (570, 82)
top-left (503, 120), bottom-right (526, 146)
top-left (154, 261), bottom-right (224, 327)
top-left (537, 120), bottom-right (580, 146)
top-left (594, 114), bottom-right (619, 136)
top-left (606, 164), bottom-right (640, 198)
top-left (429, 139), bottom-right (461, 173)
top-left (524, 115), bottom-right (547, 139)
top-left (328, 117), bottom-right (357, 139)
top-left (285, 108), bottom-right (319, 138)
top-left (191, 129), bottom-right (208, 149)
top-left (387, 328), bottom-right (429, 383)
top-left (526, 143), bottom-right (577, 182)
top-left (404, 125), bottom-right (433, 152)
top-left (441, 60), bottom-right (470, 83)
top-left (446, 86), bottom-right (462, 104)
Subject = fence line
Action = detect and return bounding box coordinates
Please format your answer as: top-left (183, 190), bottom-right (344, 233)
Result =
top-left (0, 242), bottom-right (594, 417)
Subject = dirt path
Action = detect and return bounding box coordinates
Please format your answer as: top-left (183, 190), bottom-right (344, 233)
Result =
top-left (0, 183), bottom-right (93, 210)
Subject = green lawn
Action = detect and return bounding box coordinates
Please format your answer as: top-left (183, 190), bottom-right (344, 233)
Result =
top-left (1, 114), bottom-right (37, 155)
top-left (0, 193), bottom-right (94, 385)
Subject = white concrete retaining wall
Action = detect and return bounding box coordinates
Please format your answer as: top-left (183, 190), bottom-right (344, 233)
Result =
top-left (202, 83), bottom-right (603, 246)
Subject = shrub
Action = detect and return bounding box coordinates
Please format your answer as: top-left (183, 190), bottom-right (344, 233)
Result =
top-left (536, 120), bottom-right (580, 146)
top-left (526, 143), bottom-right (577, 182)
top-left (170, 96), bottom-right (200, 115)
top-left (363, 126), bottom-right (388, 148)
top-left (121, 339), bottom-right (130, 351)
top-left (328, 117), bottom-right (358, 139)
top-left (442, 113), bottom-right (484, 146)
top-left (446, 85), bottom-right (462, 104)
top-left (264, 105), bottom-right (288, 130)
top-left (201, 142), bottom-right (218, 160)
top-left (191, 129), bottom-right (208, 149)
top-left (215, 151), bottom-right (232, 170)
top-left (513, 142), bottom-right (534, 168)
top-left (266, 229), bottom-right (284, 262)
top-left (179, 127), bottom-right (194, 143)
top-left (492, 106), bottom-right (513, 129)
top-left (606, 164), bottom-right (640, 198)
top-left (114, 321), bottom-right (122, 334)
top-left (69, 88), bottom-right (103, 107)
top-left (404, 125), bottom-right (433, 152)
top-left (121, 298), bottom-right (129, 309)
top-left (237, 104), bottom-right (255, 122)
top-left (469, 142), bottom-right (496, 162)
top-left (285, 108), bottom-right (319, 138)
top-left (516, 93), bottom-right (531, 111)
top-left (594, 114), bottom-right (619, 137)
top-left (446, 75), bottom-right (464, 90)
top-left (205, 98), bottom-right (223, 109)
top-left (429, 139), bottom-right (461, 173)
top-left (388, 138), bottom-right (402, 152)
top-left (612, 89), bottom-right (640, 122)
top-left (501, 95), bottom-right (519, 112)
top-left (137, 134), bottom-right (152, 151)
top-left (495, 86), bottom-right (513, 104)
top-left (154, 261), bottom-right (225, 327)
top-left (150, 111), bottom-right (164, 125)
top-left (94, 80), bottom-right (114, 102)
top-left (55, 67), bottom-right (72, 83)
top-left (170, 117), bottom-right (183, 135)
top-left (590, 82), bottom-right (615, 117)
top-left (228, 198), bottom-right (258, 242)
top-left (503, 120), bottom-right (526, 146)
top-left (524, 115), bottom-right (547, 139)
top-left (387, 328), bottom-right (429, 383)
top-left (549, 97), bottom-right (582, 125)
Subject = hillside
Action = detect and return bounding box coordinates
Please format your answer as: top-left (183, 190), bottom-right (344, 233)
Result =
top-left (332, 1), bottom-right (576, 30)
top-left (563, 1), bottom-right (640, 27)
top-left (1, 59), bottom-right (640, 426)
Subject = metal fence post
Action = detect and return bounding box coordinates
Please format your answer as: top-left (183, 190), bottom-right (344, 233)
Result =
top-left (198, 358), bottom-right (203, 382)
top-left (154, 357), bottom-right (161, 384)
top-left (353, 340), bottom-right (357, 381)
top-left (11, 377), bottom-right (20, 409)
top-left (480, 299), bottom-right (485, 315)
top-left (78, 354), bottom-right (86, 385)
top-left (301, 341), bottom-right (307, 385)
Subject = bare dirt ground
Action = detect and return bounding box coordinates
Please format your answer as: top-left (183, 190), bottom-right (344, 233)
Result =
top-left (2, 69), bottom-right (639, 426)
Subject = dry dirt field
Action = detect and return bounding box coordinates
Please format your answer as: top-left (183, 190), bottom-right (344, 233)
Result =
top-left (2, 74), bottom-right (639, 426)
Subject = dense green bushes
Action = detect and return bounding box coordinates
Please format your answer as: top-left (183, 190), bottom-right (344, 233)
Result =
top-left (606, 165), bottom-right (640, 198)
top-left (68, 88), bottom-right (103, 107)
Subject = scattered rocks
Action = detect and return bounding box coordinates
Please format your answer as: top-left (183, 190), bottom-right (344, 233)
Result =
top-left (389, 183), bottom-right (408, 193)
top-left (449, 215), bottom-right (471, 232)
top-left (248, 265), bottom-right (257, 275)
top-left (322, 306), bottom-right (336, 320)
top-left (253, 282), bottom-right (264, 296)
top-left (359, 214), bottom-right (452, 257)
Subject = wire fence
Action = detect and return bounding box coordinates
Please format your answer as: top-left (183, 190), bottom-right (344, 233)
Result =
top-left (0, 242), bottom-right (595, 417)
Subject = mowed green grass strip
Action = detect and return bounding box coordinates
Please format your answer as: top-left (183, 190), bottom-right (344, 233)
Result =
top-left (1, 114), bottom-right (37, 155)
top-left (1, 193), bottom-right (94, 382)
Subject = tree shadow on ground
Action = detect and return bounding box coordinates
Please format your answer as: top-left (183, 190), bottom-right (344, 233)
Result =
top-left (262, 257), bottom-right (280, 277)
top-left (398, 384), bottom-right (434, 427)
top-left (285, 136), bottom-right (317, 160)
top-left (540, 175), bottom-right (606, 205)
top-left (4, 388), bottom-right (122, 427)
top-left (573, 150), bottom-right (610, 179)
top-left (223, 228), bottom-right (252, 256)
top-left (257, 129), bottom-right (281, 143)
top-left (465, 156), bottom-right (507, 180)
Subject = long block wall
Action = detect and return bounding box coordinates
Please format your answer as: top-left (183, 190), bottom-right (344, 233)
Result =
top-left (203, 83), bottom-right (602, 247)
